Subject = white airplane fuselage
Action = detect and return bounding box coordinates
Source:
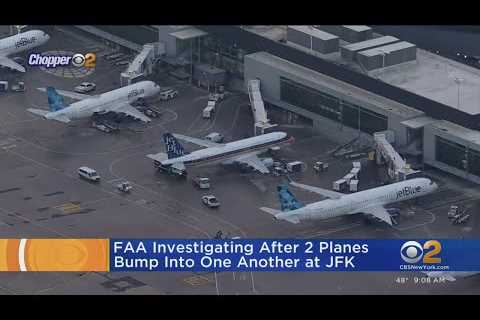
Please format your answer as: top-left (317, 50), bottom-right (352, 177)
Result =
top-left (161, 132), bottom-right (294, 168)
top-left (44, 81), bottom-right (160, 121)
top-left (276, 178), bottom-right (438, 223)
top-left (0, 30), bottom-right (50, 57)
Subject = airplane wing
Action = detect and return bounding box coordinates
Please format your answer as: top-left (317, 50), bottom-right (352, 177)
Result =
top-left (27, 108), bottom-right (71, 123)
top-left (172, 133), bottom-right (224, 148)
top-left (234, 154), bottom-right (270, 173)
top-left (289, 181), bottom-right (343, 199)
top-left (107, 103), bottom-right (151, 123)
top-left (146, 152), bottom-right (168, 162)
top-left (0, 56), bottom-right (26, 72)
top-left (362, 206), bottom-right (392, 226)
top-left (259, 207), bottom-right (301, 224)
top-left (36, 88), bottom-right (94, 100)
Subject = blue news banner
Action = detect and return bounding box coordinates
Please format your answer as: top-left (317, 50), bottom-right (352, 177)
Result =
top-left (109, 239), bottom-right (480, 272)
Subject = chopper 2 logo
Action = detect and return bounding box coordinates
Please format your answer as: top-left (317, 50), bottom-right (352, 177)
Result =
top-left (28, 52), bottom-right (96, 69)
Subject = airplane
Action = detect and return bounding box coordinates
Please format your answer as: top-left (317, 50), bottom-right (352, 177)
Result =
top-left (146, 132), bottom-right (294, 175)
top-left (260, 177), bottom-right (438, 226)
top-left (27, 81), bottom-right (161, 124)
top-left (0, 30), bottom-right (50, 72)
top-left (424, 271), bottom-right (480, 282)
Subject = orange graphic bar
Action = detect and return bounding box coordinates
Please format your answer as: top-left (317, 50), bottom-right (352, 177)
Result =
top-left (0, 239), bottom-right (109, 272)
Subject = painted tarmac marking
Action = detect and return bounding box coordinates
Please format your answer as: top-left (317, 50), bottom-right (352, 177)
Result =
top-left (183, 274), bottom-right (212, 286)
top-left (43, 191), bottom-right (65, 197)
top-left (54, 202), bottom-right (82, 214)
top-left (0, 187), bottom-right (21, 194)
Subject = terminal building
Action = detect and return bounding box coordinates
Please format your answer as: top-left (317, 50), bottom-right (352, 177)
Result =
top-left (244, 51), bottom-right (480, 184)
top-left (78, 25), bottom-right (480, 184)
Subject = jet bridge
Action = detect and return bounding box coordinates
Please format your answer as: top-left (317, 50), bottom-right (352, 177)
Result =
top-left (248, 79), bottom-right (277, 136)
top-left (374, 131), bottom-right (421, 181)
top-left (120, 43), bottom-right (165, 86)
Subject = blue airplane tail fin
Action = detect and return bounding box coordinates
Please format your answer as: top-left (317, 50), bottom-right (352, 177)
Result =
top-left (163, 133), bottom-right (188, 159)
top-left (277, 184), bottom-right (304, 212)
top-left (47, 87), bottom-right (67, 112)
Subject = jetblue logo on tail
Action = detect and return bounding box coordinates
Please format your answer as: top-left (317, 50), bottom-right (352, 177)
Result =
top-left (163, 133), bottom-right (188, 159)
top-left (396, 185), bottom-right (422, 200)
top-left (46, 87), bottom-right (67, 112)
top-left (277, 185), bottom-right (304, 212)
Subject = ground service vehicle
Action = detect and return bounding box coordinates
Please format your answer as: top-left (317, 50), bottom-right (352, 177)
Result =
top-left (78, 167), bottom-right (100, 182)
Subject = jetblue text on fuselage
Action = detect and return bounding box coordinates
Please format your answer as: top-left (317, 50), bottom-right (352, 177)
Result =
top-left (396, 185), bottom-right (421, 200)
top-left (15, 37), bottom-right (36, 48)
top-left (128, 89), bottom-right (145, 99)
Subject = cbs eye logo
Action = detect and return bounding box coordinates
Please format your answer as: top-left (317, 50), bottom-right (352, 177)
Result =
top-left (400, 240), bottom-right (442, 264)
top-left (71, 53), bottom-right (96, 68)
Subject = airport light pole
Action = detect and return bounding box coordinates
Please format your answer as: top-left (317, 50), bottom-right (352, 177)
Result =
top-left (190, 39), bottom-right (193, 84)
top-left (454, 77), bottom-right (464, 110)
top-left (379, 49), bottom-right (387, 69)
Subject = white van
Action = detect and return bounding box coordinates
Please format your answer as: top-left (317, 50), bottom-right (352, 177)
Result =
top-left (160, 89), bottom-right (178, 101)
top-left (78, 167), bottom-right (101, 182)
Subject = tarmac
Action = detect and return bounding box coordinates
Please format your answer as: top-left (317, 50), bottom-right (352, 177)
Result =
top-left (0, 26), bottom-right (479, 295)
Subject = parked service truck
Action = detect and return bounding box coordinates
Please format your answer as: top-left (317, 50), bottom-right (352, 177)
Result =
top-left (203, 101), bottom-right (216, 119)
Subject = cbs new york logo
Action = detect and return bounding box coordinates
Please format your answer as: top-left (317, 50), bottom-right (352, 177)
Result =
top-left (28, 52), bottom-right (96, 69)
top-left (400, 240), bottom-right (442, 264)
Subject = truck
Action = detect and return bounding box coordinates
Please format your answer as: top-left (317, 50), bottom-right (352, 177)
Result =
top-left (11, 81), bottom-right (25, 92)
top-left (202, 195), bottom-right (220, 208)
top-left (447, 205), bottom-right (459, 219)
top-left (160, 89), bottom-right (178, 101)
top-left (153, 161), bottom-right (187, 177)
top-left (203, 101), bottom-right (216, 119)
top-left (209, 92), bottom-right (225, 102)
top-left (204, 132), bottom-right (224, 143)
top-left (313, 161), bottom-right (329, 173)
top-left (193, 176), bottom-right (210, 189)
top-left (286, 161), bottom-right (304, 173)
